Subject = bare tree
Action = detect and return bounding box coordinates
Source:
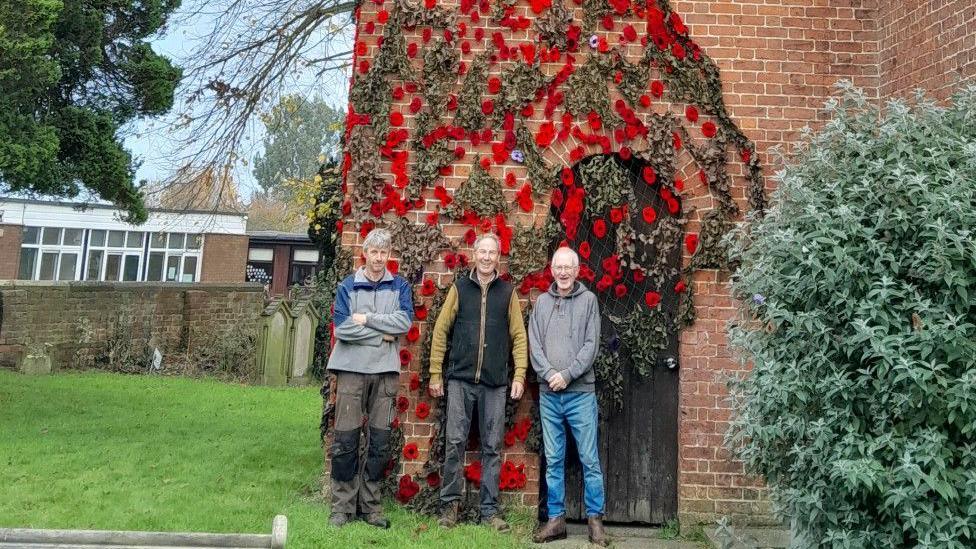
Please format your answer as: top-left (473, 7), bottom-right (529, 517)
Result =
top-left (151, 0), bottom-right (356, 198)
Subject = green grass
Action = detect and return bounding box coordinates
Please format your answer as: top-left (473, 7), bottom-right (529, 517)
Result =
top-left (0, 370), bottom-right (534, 548)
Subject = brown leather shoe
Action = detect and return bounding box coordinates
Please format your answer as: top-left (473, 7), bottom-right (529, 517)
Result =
top-left (588, 515), bottom-right (608, 546)
top-left (532, 516), bottom-right (567, 543)
top-left (438, 501), bottom-right (460, 528)
top-left (483, 514), bottom-right (510, 532)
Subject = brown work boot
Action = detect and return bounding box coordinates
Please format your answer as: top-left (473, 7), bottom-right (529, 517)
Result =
top-left (438, 501), bottom-right (460, 528)
top-left (588, 515), bottom-right (609, 547)
top-left (328, 512), bottom-right (349, 527)
top-left (364, 512), bottom-right (390, 529)
top-left (532, 516), bottom-right (567, 543)
top-left (483, 513), bottom-right (510, 532)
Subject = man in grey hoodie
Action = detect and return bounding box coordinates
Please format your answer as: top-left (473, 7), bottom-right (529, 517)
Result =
top-left (326, 228), bottom-right (413, 529)
top-left (529, 247), bottom-right (608, 547)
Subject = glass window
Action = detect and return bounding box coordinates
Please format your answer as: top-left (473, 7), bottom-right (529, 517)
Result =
top-left (167, 233), bottom-right (185, 249)
top-left (165, 255), bottom-right (181, 281)
top-left (187, 234), bottom-right (203, 250)
top-left (246, 262), bottom-right (273, 285)
top-left (63, 228), bottom-right (83, 246)
top-left (42, 227), bottom-right (61, 245)
top-left (182, 256), bottom-right (198, 282)
top-left (122, 255), bottom-right (140, 281)
top-left (151, 232), bottom-right (167, 248)
top-left (290, 263), bottom-right (317, 286)
top-left (105, 254), bottom-right (122, 281)
top-left (18, 249), bottom-right (37, 280)
top-left (22, 226), bottom-right (40, 245)
top-left (293, 249), bottom-right (319, 263)
top-left (108, 230), bottom-right (125, 247)
top-left (57, 253), bottom-right (78, 280)
top-left (248, 248), bottom-right (274, 262)
top-left (89, 230), bottom-right (106, 247)
top-left (39, 252), bottom-right (58, 280)
top-left (126, 231), bottom-right (144, 248)
top-left (147, 252), bottom-right (165, 281)
top-left (86, 250), bottom-right (104, 280)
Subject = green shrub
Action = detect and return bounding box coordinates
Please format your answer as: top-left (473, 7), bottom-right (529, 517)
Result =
top-left (726, 82), bottom-right (976, 547)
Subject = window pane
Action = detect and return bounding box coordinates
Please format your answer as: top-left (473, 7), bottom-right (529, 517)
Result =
top-left (290, 263), bottom-right (316, 286)
top-left (147, 252), bottom-right (165, 281)
top-left (246, 262), bottom-right (272, 284)
top-left (108, 230), bottom-right (125, 247)
top-left (18, 248), bottom-right (37, 280)
top-left (248, 248), bottom-right (273, 262)
top-left (187, 234), bottom-right (202, 250)
top-left (86, 250), bottom-right (104, 280)
top-left (105, 254), bottom-right (122, 281)
top-left (122, 255), bottom-right (140, 281)
top-left (22, 227), bottom-right (40, 245)
top-left (293, 249), bottom-right (319, 263)
top-left (39, 252), bottom-right (58, 280)
top-left (63, 228), bottom-right (83, 246)
top-left (42, 227), bottom-right (61, 245)
top-left (89, 229), bottom-right (106, 247)
top-left (167, 233), bottom-right (185, 249)
top-left (58, 253), bottom-right (78, 280)
top-left (166, 255), bottom-right (181, 281)
top-left (182, 256), bottom-right (198, 282)
top-left (126, 231), bottom-right (144, 248)
top-left (151, 232), bottom-right (167, 248)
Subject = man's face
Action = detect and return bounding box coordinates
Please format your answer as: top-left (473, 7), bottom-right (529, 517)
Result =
top-left (364, 246), bottom-right (391, 277)
top-left (551, 252), bottom-right (578, 292)
top-left (474, 238), bottom-right (500, 278)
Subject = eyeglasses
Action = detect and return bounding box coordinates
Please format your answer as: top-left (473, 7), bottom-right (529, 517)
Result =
top-left (552, 265), bottom-right (577, 273)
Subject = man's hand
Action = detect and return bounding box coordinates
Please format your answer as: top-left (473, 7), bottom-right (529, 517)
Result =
top-left (382, 334), bottom-right (395, 342)
top-left (510, 381), bottom-right (524, 400)
top-left (429, 383), bottom-right (444, 398)
top-left (351, 313), bottom-right (368, 325)
top-left (548, 372), bottom-right (568, 392)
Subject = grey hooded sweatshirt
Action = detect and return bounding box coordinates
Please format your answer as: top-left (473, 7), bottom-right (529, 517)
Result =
top-left (529, 281), bottom-right (601, 393)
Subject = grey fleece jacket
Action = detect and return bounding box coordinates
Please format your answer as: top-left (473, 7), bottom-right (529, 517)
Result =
top-left (327, 268), bottom-right (414, 375)
top-left (529, 281), bottom-right (601, 393)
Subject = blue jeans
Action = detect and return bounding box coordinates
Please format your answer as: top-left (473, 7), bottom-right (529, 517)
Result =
top-left (540, 390), bottom-right (605, 518)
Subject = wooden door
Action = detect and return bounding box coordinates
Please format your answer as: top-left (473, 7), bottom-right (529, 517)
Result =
top-left (541, 154), bottom-right (680, 524)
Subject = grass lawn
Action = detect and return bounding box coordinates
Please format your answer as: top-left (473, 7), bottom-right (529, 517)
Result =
top-left (0, 370), bottom-right (534, 548)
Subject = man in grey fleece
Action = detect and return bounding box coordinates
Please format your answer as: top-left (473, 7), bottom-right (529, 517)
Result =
top-left (326, 228), bottom-right (413, 529)
top-left (529, 247), bottom-right (608, 547)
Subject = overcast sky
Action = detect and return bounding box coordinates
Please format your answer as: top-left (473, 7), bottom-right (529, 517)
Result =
top-left (123, 14), bottom-right (352, 200)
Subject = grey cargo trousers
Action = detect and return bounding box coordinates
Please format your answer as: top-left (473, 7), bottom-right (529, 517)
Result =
top-left (330, 371), bottom-right (398, 516)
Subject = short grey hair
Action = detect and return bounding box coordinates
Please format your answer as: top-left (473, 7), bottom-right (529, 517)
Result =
top-left (362, 228), bottom-right (392, 251)
top-left (551, 247), bottom-right (579, 266)
top-left (473, 232), bottom-right (501, 251)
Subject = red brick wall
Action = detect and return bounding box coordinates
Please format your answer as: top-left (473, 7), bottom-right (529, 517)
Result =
top-left (878, 0), bottom-right (976, 100)
top-left (0, 224), bottom-right (23, 280)
top-left (339, 0), bottom-right (975, 524)
top-left (200, 234), bottom-right (248, 283)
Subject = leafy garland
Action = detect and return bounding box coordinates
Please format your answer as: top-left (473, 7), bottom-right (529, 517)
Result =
top-left (446, 159), bottom-right (508, 219)
top-left (565, 55), bottom-right (620, 124)
top-left (454, 53), bottom-right (489, 131)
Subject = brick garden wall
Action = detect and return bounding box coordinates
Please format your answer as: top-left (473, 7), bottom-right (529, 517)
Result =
top-left (0, 282), bottom-right (264, 372)
top-left (339, 0), bottom-right (975, 525)
top-left (878, 0), bottom-right (976, 101)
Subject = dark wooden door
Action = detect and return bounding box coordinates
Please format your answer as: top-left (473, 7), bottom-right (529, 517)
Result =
top-left (542, 154), bottom-right (680, 525)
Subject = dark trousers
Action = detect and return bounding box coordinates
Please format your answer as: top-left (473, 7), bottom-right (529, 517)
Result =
top-left (330, 371), bottom-right (398, 516)
top-left (440, 378), bottom-right (506, 517)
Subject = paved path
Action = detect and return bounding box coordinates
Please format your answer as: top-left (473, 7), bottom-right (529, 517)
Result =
top-left (530, 524), bottom-right (707, 549)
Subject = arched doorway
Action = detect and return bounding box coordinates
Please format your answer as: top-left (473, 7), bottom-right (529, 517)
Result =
top-left (541, 152), bottom-right (681, 524)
